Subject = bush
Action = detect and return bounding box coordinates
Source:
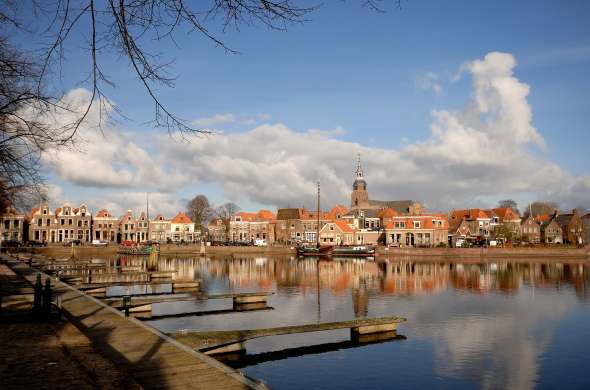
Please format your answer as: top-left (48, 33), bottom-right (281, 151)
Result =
top-left (436, 242), bottom-right (447, 248)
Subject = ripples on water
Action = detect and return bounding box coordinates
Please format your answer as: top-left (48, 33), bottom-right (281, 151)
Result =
top-left (103, 254), bottom-right (590, 389)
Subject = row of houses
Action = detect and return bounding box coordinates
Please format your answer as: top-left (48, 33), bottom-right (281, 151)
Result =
top-left (1, 203), bottom-right (198, 244)
top-left (449, 207), bottom-right (588, 246)
top-left (1, 158), bottom-right (589, 247)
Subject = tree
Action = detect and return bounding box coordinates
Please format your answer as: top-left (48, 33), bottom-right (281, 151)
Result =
top-left (497, 199), bottom-right (520, 215)
top-left (215, 202), bottom-right (240, 240)
top-left (522, 201), bottom-right (559, 219)
top-left (186, 194), bottom-right (211, 232)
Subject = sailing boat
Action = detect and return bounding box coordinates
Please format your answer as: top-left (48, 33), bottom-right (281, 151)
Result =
top-left (297, 181), bottom-right (333, 257)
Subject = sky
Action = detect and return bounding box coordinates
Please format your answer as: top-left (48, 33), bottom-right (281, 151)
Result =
top-left (15, 0), bottom-right (590, 216)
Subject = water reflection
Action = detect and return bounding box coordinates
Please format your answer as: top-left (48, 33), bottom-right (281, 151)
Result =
top-left (89, 254), bottom-right (590, 389)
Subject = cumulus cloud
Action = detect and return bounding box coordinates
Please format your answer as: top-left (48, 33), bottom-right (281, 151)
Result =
top-left (41, 52), bottom-right (590, 212)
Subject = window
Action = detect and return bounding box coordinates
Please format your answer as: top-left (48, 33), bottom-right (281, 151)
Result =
top-left (46, 219), bottom-right (50, 226)
top-left (61, 219), bottom-right (65, 225)
top-left (68, 218), bottom-right (73, 225)
top-left (14, 220), bottom-right (19, 228)
top-left (38, 218), bottom-right (42, 226)
top-left (413, 221), bottom-right (421, 229)
top-left (43, 209), bottom-right (47, 215)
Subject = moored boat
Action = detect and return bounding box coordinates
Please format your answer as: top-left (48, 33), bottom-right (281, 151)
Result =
top-left (297, 245), bottom-right (333, 256)
top-left (331, 245), bottom-right (375, 257)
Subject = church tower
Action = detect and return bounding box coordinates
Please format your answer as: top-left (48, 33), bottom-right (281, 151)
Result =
top-left (351, 154), bottom-right (369, 210)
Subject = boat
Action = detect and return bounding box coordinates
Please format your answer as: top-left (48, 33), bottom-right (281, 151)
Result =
top-left (117, 245), bottom-right (159, 255)
top-left (331, 245), bottom-right (375, 257)
top-left (297, 245), bottom-right (333, 256)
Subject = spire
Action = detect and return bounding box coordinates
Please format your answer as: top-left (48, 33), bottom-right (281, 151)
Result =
top-left (355, 153), bottom-right (364, 179)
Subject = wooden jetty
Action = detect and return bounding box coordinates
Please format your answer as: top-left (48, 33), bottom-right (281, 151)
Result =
top-left (2, 255), bottom-right (265, 389)
top-left (173, 316), bottom-right (406, 355)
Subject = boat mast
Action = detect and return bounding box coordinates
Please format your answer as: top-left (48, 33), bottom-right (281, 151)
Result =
top-left (146, 193), bottom-right (150, 241)
top-left (316, 180), bottom-right (320, 248)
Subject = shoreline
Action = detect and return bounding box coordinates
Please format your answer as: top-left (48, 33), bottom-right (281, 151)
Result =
top-left (5, 244), bottom-right (589, 259)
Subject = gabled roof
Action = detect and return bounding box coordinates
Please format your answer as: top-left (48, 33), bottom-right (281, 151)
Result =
top-left (95, 209), bottom-right (112, 218)
top-left (257, 209), bottom-right (275, 221)
top-left (493, 207), bottom-right (520, 221)
top-left (153, 214), bottom-right (168, 221)
top-left (327, 204), bottom-right (348, 220)
top-left (378, 207), bottom-right (399, 218)
top-left (276, 208), bottom-right (302, 220)
top-left (534, 214), bottom-right (552, 223)
top-left (450, 209), bottom-right (491, 221)
top-left (172, 211), bottom-right (192, 224)
top-left (334, 220), bottom-right (354, 233)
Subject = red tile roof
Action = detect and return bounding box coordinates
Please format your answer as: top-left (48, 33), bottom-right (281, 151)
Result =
top-left (450, 209), bottom-right (490, 220)
top-left (334, 220), bottom-right (354, 233)
top-left (172, 211), bottom-right (192, 224)
top-left (493, 207), bottom-right (520, 221)
top-left (257, 209), bottom-right (275, 221)
top-left (327, 205), bottom-right (349, 220)
top-left (95, 209), bottom-right (112, 218)
top-left (378, 207), bottom-right (399, 218)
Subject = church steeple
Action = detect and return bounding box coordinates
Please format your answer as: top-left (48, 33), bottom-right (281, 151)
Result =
top-left (351, 153), bottom-right (368, 209)
top-left (355, 153), bottom-right (364, 179)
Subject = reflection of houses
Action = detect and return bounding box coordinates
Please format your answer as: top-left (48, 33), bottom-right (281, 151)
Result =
top-left (207, 218), bottom-right (226, 242)
top-left (384, 214), bottom-right (449, 247)
top-left (1, 207), bottom-right (26, 242)
top-left (92, 209), bottom-right (118, 242)
top-left (229, 210), bottom-right (276, 243)
top-left (319, 220), bottom-right (355, 245)
top-left (149, 214), bottom-right (171, 242)
top-left (171, 212), bottom-right (195, 242)
top-left (554, 210), bottom-right (585, 245)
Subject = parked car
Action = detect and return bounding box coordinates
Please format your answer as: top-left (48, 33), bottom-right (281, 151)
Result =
top-left (27, 240), bottom-right (47, 247)
top-left (254, 239), bottom-right (267, 247)
top-left (63, 239), bottom-right (82, 246)
top-left (1, 240), bottom-right (22, 248)
top-left (91, 240), bottom-right (108, 247)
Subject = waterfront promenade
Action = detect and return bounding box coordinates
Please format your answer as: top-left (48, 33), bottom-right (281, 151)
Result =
top-left (1, 255), bottom-right (266, 390)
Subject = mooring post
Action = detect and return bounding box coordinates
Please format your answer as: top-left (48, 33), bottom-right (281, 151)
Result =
top-left (123, 295), bottom-right (131, 317)
top-left (33, 273), bottom-right (42, 314)
top-left (42, 278), bottom-right (52, 316)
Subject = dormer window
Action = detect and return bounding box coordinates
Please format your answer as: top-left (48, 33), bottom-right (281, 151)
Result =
top-left (413, 221), bottom-right (421, 229)
top-left (43, 209), bottom-right (47, 215)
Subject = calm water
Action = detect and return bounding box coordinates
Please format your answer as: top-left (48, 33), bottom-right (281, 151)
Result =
top-left (115, 254), bottom-right (589, 389)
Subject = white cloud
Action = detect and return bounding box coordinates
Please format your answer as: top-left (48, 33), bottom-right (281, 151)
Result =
top-left (192, 113), bottom-right (236, 127)
top-left (416, 72), bottom-right (443, 94)
top-left (40, 52), bottom-right (590, 213)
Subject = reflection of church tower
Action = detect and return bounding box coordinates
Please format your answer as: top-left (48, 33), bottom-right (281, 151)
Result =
top-left (352, 286), bottom-right (369, 318)
top-left (351, 154), bottom-right (369, 210)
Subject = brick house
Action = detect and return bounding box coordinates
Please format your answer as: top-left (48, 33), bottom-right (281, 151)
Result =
top-left (171, 212), bottom-right (195, 242)
top-left (449, 218), bottom-right (473, 247)
top-left (385, 214), bottom-right (449, 247)
top-left (449, 209), bottom-right (493, 238)
top-left (1, 207), bottom-right (26, 242)
top-left (538, 218), bottom-right (563, 244)
top-left (207, 218), bottom-right (227, 242)
top-left (319, 220), bottom-right (355, 245)
top-left (554, 210), bottom-right (585, 245)
top-left (136, 212), bottom-right (150, 242)
top-left (583, 213), bottom-right (590, 245)
top-left (520, 216), bottom-right (540, 243)
top-left (119, 210), bottom-right (137, 242)
top-left (149, 214), bottom-right (171, 242)
top-left (490, 207), bottom-right (522, 236)
top-left (29, 203), bottom-right (54, 243)
top-left (229, 210), bottom-right (276, 244)
top-left (92, 209), bottom-right (118, 243)
top-left (53, 204), bottom-right (92, 243)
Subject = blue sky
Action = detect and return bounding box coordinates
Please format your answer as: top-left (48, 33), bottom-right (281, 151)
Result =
top-left (16, 0), bottom-right (590, 215)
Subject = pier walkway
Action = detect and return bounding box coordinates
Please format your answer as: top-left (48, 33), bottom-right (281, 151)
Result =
top-left (2, 255), bottom-right (265, 390)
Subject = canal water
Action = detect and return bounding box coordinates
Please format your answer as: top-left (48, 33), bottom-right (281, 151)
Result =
top-left (120, 255), bottom-right (589, 389)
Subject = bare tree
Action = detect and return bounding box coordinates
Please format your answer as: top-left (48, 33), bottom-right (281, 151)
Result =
top-left (497, 199), bottom-right (520, 215)
top-left (522, 201), bottom-right (559, 219)
top-left (215, 201), bottom-right (240, 239)
top-left (186, 194), bottom-right (211, 232)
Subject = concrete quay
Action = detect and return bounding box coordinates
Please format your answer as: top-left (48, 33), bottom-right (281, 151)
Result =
top-left (1, 255), bottom-right (267, 390)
